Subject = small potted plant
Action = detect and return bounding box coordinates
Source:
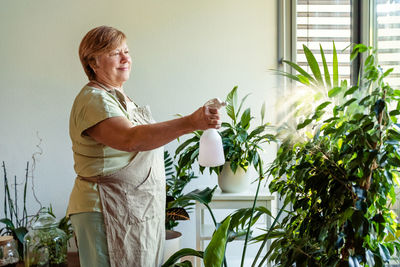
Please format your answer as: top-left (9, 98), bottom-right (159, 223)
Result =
top-left (175, 86), bottom-right (274, 193)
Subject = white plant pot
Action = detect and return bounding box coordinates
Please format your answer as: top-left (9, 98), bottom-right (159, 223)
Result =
top-left (163, 230), bottom-right (182, 263)
top-left (218, 162), bottom-right (250, 193)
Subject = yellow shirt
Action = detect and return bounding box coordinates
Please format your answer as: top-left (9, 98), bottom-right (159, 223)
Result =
top-left (67, 85), bottom-right (136, 216)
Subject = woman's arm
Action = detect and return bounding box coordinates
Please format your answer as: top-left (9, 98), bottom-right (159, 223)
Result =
top-left (85, 106), bottom-right (220, 152)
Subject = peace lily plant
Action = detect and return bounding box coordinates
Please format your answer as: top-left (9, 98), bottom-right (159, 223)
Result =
top-left (175, 86), bottom-right (274, 179)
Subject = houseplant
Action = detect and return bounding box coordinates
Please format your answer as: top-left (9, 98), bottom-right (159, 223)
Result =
top-left (164, 150), bottom-right (198, 262)
top-left (1, 147), bottom-right (73, 265)
top-left (175, 86), bottom-right (274, 193)
top-left (165, 151), bottom-right (197, 231)
top-left (265, 43), bottom-right (400, 266)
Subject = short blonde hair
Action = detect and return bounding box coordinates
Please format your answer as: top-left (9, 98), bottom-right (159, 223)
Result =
top-left (79, 26), bottom-right (126, 81)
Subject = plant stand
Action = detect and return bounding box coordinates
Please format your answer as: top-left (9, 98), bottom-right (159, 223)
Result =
top-left (195, 188), bottom-right (274, 267)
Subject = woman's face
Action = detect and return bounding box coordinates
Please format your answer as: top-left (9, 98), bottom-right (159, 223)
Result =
top-left (94, 41), bottom-right (131, 87)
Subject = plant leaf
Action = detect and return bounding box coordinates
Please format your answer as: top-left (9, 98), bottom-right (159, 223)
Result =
top-left (178, 186), bottom-right (217, 205)
top-left (161, 248), bottom-right (203, 267)
top-left (0, 218), bottom-right (15, 230)
top-left (175, 136), bottom-right (199, 155)
top-left (14, 227), bottom-right (28, 244)
top-left (204, 216), bottom-right (231, 267)
top-left (328, 86), bottom-right (342, 98)
top-left (261, 102), bottom-right (266, 124)
top-left (282, 60), bottom-right (316, 84)
top-left (166, 208), bottom-right (190, 221)
top-left (333, 41), bottom-right (339, 87)
top-left (226, 86), bottom-right (238, 124)
top-left (344, 86), bottom-right (358, 97)
top-left (240, 108), bottom-right (251, 129)
top-left (303, 45), bottom-right (323, 85)
top-left (236, 93), bottom-right (251, 119)
top-left (320, 44), bottom-right (331, 88)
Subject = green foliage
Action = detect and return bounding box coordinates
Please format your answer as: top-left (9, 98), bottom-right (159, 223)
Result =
top-left (161, 248), bottom-right (203, 267)
top-left (267, 43), bottom-right (400, 266)
top-left (1, 161), bottom-right (73, 262)
top-left (165, 150), bottom-right (198, 230)
top-left (175, 86), bottom-right (274, 176)
top-left (203, 216), bottom-right (231, 267)
top-left (1, 161), bottom-right (32, 259)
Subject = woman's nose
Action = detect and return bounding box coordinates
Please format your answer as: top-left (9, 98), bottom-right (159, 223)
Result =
top-left (120, 52), bottom-right (131, 62)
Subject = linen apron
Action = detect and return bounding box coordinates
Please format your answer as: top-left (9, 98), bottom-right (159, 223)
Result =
top-left (78, 104), bottom-right (166, 267)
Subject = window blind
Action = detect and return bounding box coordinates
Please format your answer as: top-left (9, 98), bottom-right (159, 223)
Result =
top-left (376, 0), bottom-right (400, 89)
top-left (296, 0), bottom-right (352, 82)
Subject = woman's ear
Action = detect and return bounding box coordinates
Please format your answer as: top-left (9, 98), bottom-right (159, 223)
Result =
top-left (89, 58), bottom-right (98, 73)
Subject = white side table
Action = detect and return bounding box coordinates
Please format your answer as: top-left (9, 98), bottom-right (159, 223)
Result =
top-left (195, 188), bottom-right (274, 267)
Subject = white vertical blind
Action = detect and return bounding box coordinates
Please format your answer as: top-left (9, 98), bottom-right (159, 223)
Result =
top-left (376, 0), bottom-right (400, 88)
top-left (296, 0), bottom-right (352, 82)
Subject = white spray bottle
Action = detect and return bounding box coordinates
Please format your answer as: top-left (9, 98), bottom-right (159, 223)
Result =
top-left (198, 98), bottom-right (226, 167)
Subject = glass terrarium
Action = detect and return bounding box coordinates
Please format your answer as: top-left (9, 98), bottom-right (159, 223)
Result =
top-left (24, 212), bottom-right (67, 267)
top-left (0, 235), bottom-right (19, 266)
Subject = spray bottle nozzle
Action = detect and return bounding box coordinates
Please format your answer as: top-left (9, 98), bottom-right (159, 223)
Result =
top-left (204, 98), bottom-right (227, 109)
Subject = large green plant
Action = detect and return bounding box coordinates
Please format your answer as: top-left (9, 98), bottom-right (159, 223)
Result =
top-left (267, 43), bottom-right (400, 266)
top-left (175, 86), bottom-right (273, 175)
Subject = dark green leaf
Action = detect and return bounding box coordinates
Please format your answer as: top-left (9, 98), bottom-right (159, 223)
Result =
top-left (175, 136), bottom-right (199, 155)
top-left (297, 118), bottom-right (312, 130)
top-left (344, 86), bottom-right (359, 97)
top-left (14, 227), bottom-right (28, 244)
top-left (0, 218), bottom-right (15, 230)
top-left (240, 108), bottom-right (251, 129)
top-left (316, 101), bottom-right (331, 111)
top-left (161, 248), bottom-right (203, 267)
top-left (179, 186), bottom-right (217, 205)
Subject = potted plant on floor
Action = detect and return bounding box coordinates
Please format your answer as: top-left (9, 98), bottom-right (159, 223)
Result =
top-left (164, 150), bottom-right (197, 262)
top-left (175, 86), bottom-right (274, 193)
top-left (266, 43), bottom-right (400, 266)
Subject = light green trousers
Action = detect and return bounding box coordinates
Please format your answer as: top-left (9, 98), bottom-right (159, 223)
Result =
top-left (70, 212), bottom-right (110, 267)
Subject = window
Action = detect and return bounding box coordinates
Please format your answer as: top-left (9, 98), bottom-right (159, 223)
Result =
top-left (296, 0), bottom-right (352, 81)
top-left (376, 0), bottom-right (400, 88)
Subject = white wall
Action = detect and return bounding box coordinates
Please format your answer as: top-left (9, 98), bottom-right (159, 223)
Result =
top-left (0, 0), bottom-right (278, 253)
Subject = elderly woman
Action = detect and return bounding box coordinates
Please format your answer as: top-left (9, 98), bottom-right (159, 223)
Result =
top-left (67, 26), bottom-right (220, 267)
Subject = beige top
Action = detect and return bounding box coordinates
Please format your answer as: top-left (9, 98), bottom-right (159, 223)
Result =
top-left (67, 85), bottom-right (137, 216)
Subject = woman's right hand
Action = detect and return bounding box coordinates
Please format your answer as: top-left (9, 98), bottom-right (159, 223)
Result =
top-left (187, 106), bottom-right (221, 130)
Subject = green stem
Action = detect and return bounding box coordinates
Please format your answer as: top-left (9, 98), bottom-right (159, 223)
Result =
top-left (23, 162), bottom-right (29, 227)
top-left (241, 160), bottom-right (263, 267)
top-left (2, 161), bottom-right (7, 219)
top-left (205, 204), bottom-right (217, 227)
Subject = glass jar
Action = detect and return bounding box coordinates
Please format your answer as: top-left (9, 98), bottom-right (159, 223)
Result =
top-left (24, 212), bottom-right (67, 267)
top-left (0, 235), bottom-right (19, 267)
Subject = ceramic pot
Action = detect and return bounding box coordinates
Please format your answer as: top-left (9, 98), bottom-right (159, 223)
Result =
top-left (163, 230), bottom-right (182, 263)
top-left (218, 162), bottom-right (250, 193)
